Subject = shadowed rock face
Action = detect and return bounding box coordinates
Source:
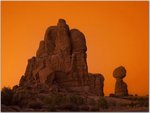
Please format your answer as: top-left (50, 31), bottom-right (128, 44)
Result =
top-left (113, 66), bottom-right (128, 96)
top-left (88, 73), bottom-right (104, 96)
top-left (18, 19), bottom-right (104, 97)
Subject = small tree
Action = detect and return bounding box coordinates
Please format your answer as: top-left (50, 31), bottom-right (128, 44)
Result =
top-left (1, 87), bottom-right (13, 105)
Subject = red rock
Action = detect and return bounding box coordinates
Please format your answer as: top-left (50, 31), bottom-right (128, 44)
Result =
top-left (88, 73), bottom-right (104, 96)
top-left (115, 79), bottom-right (128, 96)
top-left (18, 19), bottom-right (105, 105)
top-left (20, 19), bottom-right (89, 87)
top-left (113, 66), bottom-right (128, 96)
top-left (113, 66), bottom-right (126, 79)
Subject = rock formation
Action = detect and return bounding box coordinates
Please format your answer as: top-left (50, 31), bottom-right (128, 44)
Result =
top-left (113, 66), bottom-right (128, 96)
top-left (20, 19), bottom-right (88, 87)
top-left (9, 19), bottom-right (105, 109)
top-left (11, 19), bottom-right (104, 105)
top-left (88, 73), bottom-right (104, 96)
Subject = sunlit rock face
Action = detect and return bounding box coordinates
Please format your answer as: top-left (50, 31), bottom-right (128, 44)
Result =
top-left (113, 66), bottom-right (128, 97)
top-left (19, 19), bottom-right (104, 96)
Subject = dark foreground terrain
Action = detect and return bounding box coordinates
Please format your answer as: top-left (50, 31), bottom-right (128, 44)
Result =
top-left (1, 92), bottom-right (149, 112)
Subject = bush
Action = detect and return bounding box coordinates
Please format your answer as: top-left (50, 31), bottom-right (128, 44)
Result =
top-left (44, 94), bottom-right (61, 111)
top-left (129, 102), bottom-right (136, 107)
top-left (69, 95), bottom-right (85, 105)
top-left (143, 99), bottom-right (149, 107)
top-left (44, 96), bottom-right (56, 111)
top-left (109, 100), bottom-right (116, 106)
top-left (1, 87), bottom-right (13, 105)
top-left (59, 103), bottom-right (79, 111)
top-left (127, 94), bottom-right (133, 96)
top-left (44, 94), bottom-right (86, 111)
top-left (119, 103), bottom-right (128, 107)
top-left (137, 97), bottom-right (145, 107)
top-left (79, 105), bottom-right (89, 111)
top-left (90, 106), bottom-right (99, 111)
top-left (135, 94), bottom-right (138, 96)
top-left (44, 94), bottom-right (72, 111)
top-left (88, 98), bottom-right (96, 105)
top-left (97, 97), bottom-right (108, 109)
top-left (109, 93), bottom-right (115, 97)
top-left (43, 94), bottom-right (86, 111)
top-left (28, 100), bottom-right (43, 109)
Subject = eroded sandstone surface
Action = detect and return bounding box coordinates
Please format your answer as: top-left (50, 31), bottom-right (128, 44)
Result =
top-left (18, 19), bottom-right (104, 95)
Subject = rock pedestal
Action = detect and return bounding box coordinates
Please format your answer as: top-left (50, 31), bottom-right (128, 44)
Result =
top-left (113, 66), bottom-right (128, 96)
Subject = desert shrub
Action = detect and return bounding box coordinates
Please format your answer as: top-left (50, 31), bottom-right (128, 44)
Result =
top-left (59, 103), bottom-right (79, 111)
top-left (53, 94), bottom-right (63, 105)
top-left (44, 95), bottom-right (57, 111)
top-left (44, 94), bottom-right (72, 111)
top-left (128, 94), bottom-right (133, 96)
top-left (68, 104), bottom-right (79, 111)
top-left (43, 94), bottom-right (85, 111)
top-left (109, 100), bottom-right (117, 106)
top-left (109, 93), bottom-right (115, 97)
top-left (120, 102), bottom-right (138, 108)
top-left (88, 98), bottom-right (96, 105)
top-left (28, 101), bottom-right (42, 109)
top-left (128, 102), bottom-right (136, 107)
top-left (125, 96), bottom-right (137, 101)
top-left (97, 97), bottom-right (108, 109)
top-left (120, 103), bottom-right (126, 107)
top-left (90, 106), bottom-right (99, 111)
top-left (1, 87), bottom-right (13, 105)
top-left (143, 96), bottom-right (149, 107)
top-left (143, 99), bottom-right (149, 107)
top-left (136, 97), bottom-right (147, 107)
top-left (131, 97), bottom-right (137, 101)
top-left (69, 95), bottom-right (85, 106)
top-left (12, 89), bottom-right (37, 107)
top-left (79, 105), bottom-right (89, 111)
top-left (48, 105), bottom-right (56, 112)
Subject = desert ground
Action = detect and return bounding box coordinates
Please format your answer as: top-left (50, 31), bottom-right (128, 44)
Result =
top-left (1, 89), bottom-right (149, 112)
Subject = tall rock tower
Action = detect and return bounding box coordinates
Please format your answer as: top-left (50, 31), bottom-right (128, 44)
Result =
top-left (19, 19), bottom-right (104, 96)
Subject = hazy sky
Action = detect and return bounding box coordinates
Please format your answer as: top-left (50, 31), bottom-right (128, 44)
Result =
top-left (2, 1), bottom-right (148, 96)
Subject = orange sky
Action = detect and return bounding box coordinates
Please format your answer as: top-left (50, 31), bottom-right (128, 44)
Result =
top-left (2, 1), bottom-right (148, 96)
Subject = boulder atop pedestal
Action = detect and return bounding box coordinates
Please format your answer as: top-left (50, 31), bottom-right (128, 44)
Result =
top-left (113, 66), bottom-right (128, 97)
top-left (113, 66), bottom-right (126, 79)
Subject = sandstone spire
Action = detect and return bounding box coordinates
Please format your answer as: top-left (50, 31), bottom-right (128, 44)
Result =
top-left (18, 19), bottom-right (104, 99)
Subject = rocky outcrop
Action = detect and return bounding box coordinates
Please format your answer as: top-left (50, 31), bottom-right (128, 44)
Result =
top-left (17, 19), bottom-right (104, 97)
top-left (88, 73), bottom-right (104, 96)
top-left (113, 66), bottom-right (128, 96)
top-left (20, 19), bottom-right (88, 87)
top-left (2, 19), bottom-right (104, 111)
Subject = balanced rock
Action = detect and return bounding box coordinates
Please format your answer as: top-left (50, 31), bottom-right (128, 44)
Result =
top-left (17, 19), bottom-right (104, 98)
top-left (113, 66), bottom-right (126, 79)
top-left (113, 66), bottom-right (128, 96)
